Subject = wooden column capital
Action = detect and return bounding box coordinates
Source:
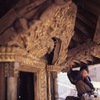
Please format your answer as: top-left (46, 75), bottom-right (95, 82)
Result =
top-left (4, 62), bottom-right (19, 77)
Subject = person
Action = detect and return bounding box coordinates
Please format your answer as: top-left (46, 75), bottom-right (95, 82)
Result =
top-left (80, 66), bottom-right (95, 92)
top-left (67, 65), bottom-right (95, 98)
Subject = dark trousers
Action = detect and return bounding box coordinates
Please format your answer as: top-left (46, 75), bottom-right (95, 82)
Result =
top-left (76, 80), bottom-right (92, 97)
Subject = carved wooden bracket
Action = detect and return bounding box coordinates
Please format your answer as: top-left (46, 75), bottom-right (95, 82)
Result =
top-left (63, 39), bottom-right (100, 69)
top-left (0, 0), bottom-right (77, 66)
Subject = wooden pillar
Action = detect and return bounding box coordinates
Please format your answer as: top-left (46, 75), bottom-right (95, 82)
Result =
top-left (0, 63), bottom-right (6, 100)
top-left (7, 77), bottom-right (17, 100)
top-left (53, 73), bottom-right (58, 100)
top-left (4, 62), bottom-right (19, 100)
top-left (52, 72), bottom-right (58, 100)
top-left (48, 72), bottom-right (52, 100)
top-left (34, 72), bottom-right (38, 100)
top-left (47, 71), bottom-right (59, 100)
top-left (38, 68), bottom-right (47, 100)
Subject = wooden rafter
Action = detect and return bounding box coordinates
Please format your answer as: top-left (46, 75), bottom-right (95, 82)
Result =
top-left (64, 39), bottom-right (100, 68)
top-left (93, 15), bottom-right (100, 44)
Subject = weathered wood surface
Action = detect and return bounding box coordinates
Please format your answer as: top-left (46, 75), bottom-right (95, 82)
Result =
top-left (0, 9), bottom-right (17, 34)
top-left (0, 0), bottom-right (48, 34)
top-left (63, 39), bottom-right (100, 68)
top-left (84, 0), bottom-right (100, 16)
top-left (16, 0), bottom-right (47, 16)
top-left (93, 15), bottom-right (100, 44)
top-left (0, 0), bottom-right (77, 66)
top-left (0, 0), bottom-right (99, 70)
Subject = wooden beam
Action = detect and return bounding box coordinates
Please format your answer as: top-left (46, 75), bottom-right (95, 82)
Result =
top-left (75, 18), bottom-right (94, 38)
top-left (0, 9), bottom-right (17, 34)
top-left (93, 16), bottom-right (100, 44)
top-left (16, 0), bottom-right (47, 16)
top-left (75, 24), bottom-right (89, 37)
top-left (72, 32), bottom-right (85, 44)
top-left (90, 0), bottom-right (100, 6)
top-left (55, 0), bottom-right (66, 5)
top-left (68, 39), bottom-right (77, 49)
top-left (0, 27), bottom-right (18, 45)
top-left (83, 0), bottom-right (100, 16)
top-left (78, 11), bottom-right (97, 25)
top-left (77, 13), bottom-right (95, 29)
top-left (74, 28), bottom-right (88, 42)
top-left (14, 0), bottom-right (30, 9)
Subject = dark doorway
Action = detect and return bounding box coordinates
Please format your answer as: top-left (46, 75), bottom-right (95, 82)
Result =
top-left (18, 72), bottom-right (34, 100)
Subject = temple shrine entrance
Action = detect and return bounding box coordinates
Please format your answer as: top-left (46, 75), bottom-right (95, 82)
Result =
top-left (18, 72), bottom-right (35, 100)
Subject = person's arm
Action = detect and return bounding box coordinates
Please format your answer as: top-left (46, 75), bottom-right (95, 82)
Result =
top-left (67, 69), bottom-right (77, 85)
top-left (84, 76), bottom-right (95, 90)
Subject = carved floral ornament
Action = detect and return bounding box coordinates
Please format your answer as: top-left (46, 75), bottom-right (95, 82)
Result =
top-left (0, 1), bottom-right (77, 67)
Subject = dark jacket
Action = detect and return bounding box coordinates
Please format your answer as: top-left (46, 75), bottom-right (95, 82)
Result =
top-left (67, 69), bottom-right (82, 85)
top-left (67, 69), bottom-right (95, 90)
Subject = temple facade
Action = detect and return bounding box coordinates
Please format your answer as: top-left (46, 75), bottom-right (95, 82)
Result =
top-left (0, 0), bottom-right (100, 100)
